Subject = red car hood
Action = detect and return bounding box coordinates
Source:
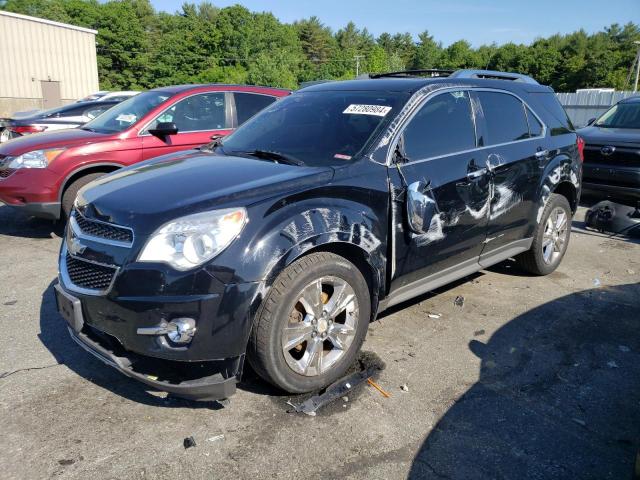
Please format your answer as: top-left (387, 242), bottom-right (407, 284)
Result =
top-left (0, 128), bottom-right (113, 156)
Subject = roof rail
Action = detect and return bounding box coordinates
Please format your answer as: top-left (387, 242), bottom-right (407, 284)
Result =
top-left (450, 69), bottom-right (539, 85)
top-left (370, 69), bottom-right (454, 79)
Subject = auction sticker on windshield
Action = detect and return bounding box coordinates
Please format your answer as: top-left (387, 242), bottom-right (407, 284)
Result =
top-left (343, 104), bottom-right (392, 116)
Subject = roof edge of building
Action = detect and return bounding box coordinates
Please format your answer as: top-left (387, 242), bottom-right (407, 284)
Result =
top-left (0, 10), bottom-right (98, 35)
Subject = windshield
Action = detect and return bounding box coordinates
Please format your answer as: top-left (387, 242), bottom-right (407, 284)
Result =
top-left (82, 91), bottom-right (171, 133)
top-left (220, 90), bottom-right (407, 166)
top-left (595, 102), bottom-right (640, 129)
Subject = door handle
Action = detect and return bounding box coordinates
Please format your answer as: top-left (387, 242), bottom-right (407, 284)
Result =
top-left (535, 149), bottom-right (549, 159)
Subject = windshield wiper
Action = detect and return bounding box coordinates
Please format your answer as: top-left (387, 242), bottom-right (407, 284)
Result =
top-left (228, 149), bottom-right (305, 166)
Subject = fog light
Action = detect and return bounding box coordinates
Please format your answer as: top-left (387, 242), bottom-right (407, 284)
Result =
top-left (167, 318), bottom-right (196, 344)
top-left (136, 318), bottom-right (196, 345)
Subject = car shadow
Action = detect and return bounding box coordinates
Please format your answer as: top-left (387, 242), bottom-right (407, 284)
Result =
top-left (0, 205), bottom-right (63, 239)
top-left (408, 283), bottom-right (640, 479)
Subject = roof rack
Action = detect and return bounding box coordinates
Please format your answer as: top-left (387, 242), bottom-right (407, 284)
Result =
top-left (368, 68), bottom-right (539, 85)
top-left (449, 69), bottom-right (539, 85)
top-left (369, 69), bottom-right (454, 79)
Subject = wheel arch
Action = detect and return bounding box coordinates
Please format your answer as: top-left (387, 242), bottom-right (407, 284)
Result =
top-left (58, 162), bottom-right (124, 202)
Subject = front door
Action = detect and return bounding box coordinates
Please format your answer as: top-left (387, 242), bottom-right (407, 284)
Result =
top-left (389, 90), bottom-right (490, 298)
top-left (472, 91), bottom-right (547, 261)
top-left (142, 92), bottom-right (233, 160)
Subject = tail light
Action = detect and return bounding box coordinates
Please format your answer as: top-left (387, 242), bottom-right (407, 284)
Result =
top-left (576, 136), bottom-right (585, 162)
top-left (10, 125), bottom-right (47, 135)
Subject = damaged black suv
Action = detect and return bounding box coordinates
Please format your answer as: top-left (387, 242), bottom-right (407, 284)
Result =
top-left (55, 69), bottom-right (582, 401)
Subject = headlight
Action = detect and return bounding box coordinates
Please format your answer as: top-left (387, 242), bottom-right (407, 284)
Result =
top-left (7, 148), bottom-right (65, 169)
top-left (138, 208), bottom-right (248, 271)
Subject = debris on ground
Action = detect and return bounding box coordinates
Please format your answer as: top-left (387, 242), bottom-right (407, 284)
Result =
top-left (619, 345), bottom-right (631, 353)
top-left (400, 384), bottom-right (409, 392)
top-left (474, 329), bottom-right (486, 336)
top-left (287, 352), bottom-right (385, 415)
top-left (367, 378), bottom-right (391, 398)
top-left (207, 435), bottom-right (224, 443)
top-left (3, 300), bottom-right (17, 306)
top-left (627, 269), bottom-right (636, 275)
top-left (454, 295), bottom-right (465, 307)
top-left (593, 278), bottom-right (601, 287)
top-left (183, 436), bottom-right (197, 449)
top-left (342, 396), bottom-right (349, 402)
top-left (427, 312), bottom-right (442, 319)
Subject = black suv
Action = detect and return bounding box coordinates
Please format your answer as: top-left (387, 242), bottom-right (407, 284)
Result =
top-left (55, 69), bottom-right (582, 401)
top-left (578, 96), bottom-right (640, 200)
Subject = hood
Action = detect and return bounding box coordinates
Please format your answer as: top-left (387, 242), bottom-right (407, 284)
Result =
top-left (76, 151), bottom-right (334, 234)
top-left (577, 126), bottom-right (640, 146)
top-left (0, 128), bottom-right (111, 155)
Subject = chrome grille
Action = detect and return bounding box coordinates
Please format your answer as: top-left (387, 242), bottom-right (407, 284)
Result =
top-left (65, 253), bottom-right (117, 291)
top-left (73, 210), bottom-right (134, 244)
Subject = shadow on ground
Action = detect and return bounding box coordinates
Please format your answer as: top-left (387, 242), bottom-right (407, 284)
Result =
top-left (0, 206), bottom-right (63, 239)
top-left (409, 283), bottom-right (640, 480)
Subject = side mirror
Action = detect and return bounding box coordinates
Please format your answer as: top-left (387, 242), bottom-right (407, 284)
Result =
top-left (148, 122), bottom-right (178, 139)
top-left (406, 181), bottom-right (436, 234)
top-left (587, 117), bottom-right (597, 126)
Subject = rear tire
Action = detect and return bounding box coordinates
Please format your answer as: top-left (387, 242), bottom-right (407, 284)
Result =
top-left (248, 252), bottom-right (371, 393)
top-left (516, 193), bottom-right (572, 275)
top-left (61, 172), bottom-right (107, 220)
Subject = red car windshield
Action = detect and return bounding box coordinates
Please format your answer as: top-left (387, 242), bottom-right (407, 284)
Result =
top-left (82, 91), bottom-right (171, 133)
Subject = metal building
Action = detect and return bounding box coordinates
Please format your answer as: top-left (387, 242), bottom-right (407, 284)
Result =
top-left (0, 10), bottom-right (99, 117)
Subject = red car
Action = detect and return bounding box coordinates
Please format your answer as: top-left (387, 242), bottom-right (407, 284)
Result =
top-left (0, 84), bottom-right (289, 220)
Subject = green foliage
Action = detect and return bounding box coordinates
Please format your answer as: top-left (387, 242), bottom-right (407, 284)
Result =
top-left (1, 0), bottom-right (639, 91)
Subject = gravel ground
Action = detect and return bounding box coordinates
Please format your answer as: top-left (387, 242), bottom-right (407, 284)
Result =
top-left (0, 203), bottom-right (639, 480)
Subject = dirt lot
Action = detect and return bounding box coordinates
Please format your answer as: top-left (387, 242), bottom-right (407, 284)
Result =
top-left (0, 203), bottom-right (639, 480)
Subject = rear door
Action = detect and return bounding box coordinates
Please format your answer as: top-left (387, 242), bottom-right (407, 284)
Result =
top-left (390, 89), bottom-right (490, 295)
top-left (141, 92), bottom-right (233, 160)
top-left (472, 90), bottom-right (547, 261)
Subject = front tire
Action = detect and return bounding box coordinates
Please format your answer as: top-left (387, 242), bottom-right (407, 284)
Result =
top-left (516, 193), bottom-right (572, 275)
top-left (61, 172), bottom-right (107, 220)
top-left (248, 252), bottom-right (371, 393)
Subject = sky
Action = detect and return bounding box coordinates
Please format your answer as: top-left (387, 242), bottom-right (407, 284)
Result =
top-left (149, 0), bottom-right (640, 47)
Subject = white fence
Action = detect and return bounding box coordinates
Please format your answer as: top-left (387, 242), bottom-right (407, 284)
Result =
top-left (556, 91), bottom-right (637, 128)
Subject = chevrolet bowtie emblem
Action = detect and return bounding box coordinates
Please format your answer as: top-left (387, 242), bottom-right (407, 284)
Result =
top-left (600, 146), bottom-right (616, 156)
top-left (67, 235), bottom-right (87, 256)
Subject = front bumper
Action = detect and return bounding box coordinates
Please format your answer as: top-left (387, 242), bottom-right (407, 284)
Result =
top-left (68, 323), bottom-right (239, 401)
top-left (0, 167), bottom-right (62, 219)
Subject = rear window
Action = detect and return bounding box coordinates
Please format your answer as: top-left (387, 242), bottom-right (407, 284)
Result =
top-left (477, 91), bottom-right (529, 145)
top-left (529, 92), bottom-right (574, 135)
top-left (234, 93), bottom-right (277, 125)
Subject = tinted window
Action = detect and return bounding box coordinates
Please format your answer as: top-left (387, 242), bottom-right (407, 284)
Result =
top-left (147, 93), bottom-right (227, 132)
top-left (402, 91), bottom-right (476, 160)
top-left (221, 90), bottom-right (406, 167)
top-left (529, 92), bottom-right (574, 135)
top-left (47, 105), bottom-right (88, 118)
top-left (234, 93), bottom-right (277, 125)
top-left (525, 107), bottom-right (544, 137)
top-left (478, 92), bottom-right (529, 145)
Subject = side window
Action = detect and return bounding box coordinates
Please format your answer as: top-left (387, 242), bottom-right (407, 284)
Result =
top-left (234, 93), bottom-right (277, 125)
top-left (525, 107), bottom-right (544, 137)
top-left (48, 105), bottom-right (87, 118)
top-left (147, 93), bottom-right (227, 133)
top-left (402, 91), bottom-right (476, 160)
top-left (477, 91), bottom-right (529, 145)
